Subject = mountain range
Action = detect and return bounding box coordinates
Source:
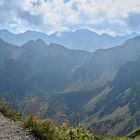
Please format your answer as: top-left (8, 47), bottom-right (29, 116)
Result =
top-left (49, 37), bottom-right (140, 136)
top-left (0, 35), bottom-right (140, 136)
top-left (0, 29), bottom-right (139, 51)
top-left (0, 39), bottom-right (89, 100)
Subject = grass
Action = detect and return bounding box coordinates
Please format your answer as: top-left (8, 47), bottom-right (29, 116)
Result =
top-left (0, 102), bottom-right (140, 140)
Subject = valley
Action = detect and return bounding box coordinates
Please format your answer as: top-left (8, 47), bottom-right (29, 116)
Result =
top-left (0, 36), bottom-right (140, 136)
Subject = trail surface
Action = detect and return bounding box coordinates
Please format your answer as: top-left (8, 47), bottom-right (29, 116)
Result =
top-left (0, 114), bottom-right (35, 140)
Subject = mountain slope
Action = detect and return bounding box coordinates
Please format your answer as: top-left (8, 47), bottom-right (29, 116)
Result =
top-left (49, 56), bottom-right (140, 136)
top-left (73, 36), bottom-right (140, 90)
top-left (1, 37), bottom-right (140, 136)
top-left (0, 39), bottom-right (89, 100)
top-left (0, 29), bottom-right (138, 51)
top-left (48, 37), bottom-right (140, 136)
top-left (84, 57), bottom-right (140, 136)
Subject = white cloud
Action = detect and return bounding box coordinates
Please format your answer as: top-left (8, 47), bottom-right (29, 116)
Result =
top-left (0, 0), bottom-right (140, 34)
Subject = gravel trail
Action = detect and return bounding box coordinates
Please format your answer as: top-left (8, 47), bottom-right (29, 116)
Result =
top-left (0, 114), bottom-right (35, 140)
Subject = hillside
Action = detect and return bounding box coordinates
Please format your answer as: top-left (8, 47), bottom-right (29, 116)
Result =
top-left (84, 57), bottom-right (140, 135)
top-left (0, 39), bottom-right (89, 101)
top-left (73, 36), bottom-right (140, 90)
top-left (51, 57), bottom-right (140, 136)
top-left (48, 37), bottom-right (140, 135)
top-left (0, 104), bottom-right (138, 140)
top-left (0, 29), bottom-right (138, 51)
top-left (0, 37), bottom-right (140, 136)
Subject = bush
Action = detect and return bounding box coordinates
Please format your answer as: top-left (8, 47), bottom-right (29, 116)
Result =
top-left (0, 103), bottom-right (136, 140)
top-left (0, 103), bottom-right (22, 121)
top-left (23, 115), bottom-right (95, 140)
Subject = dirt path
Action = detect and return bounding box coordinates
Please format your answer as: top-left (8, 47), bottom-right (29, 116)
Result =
top-left (0, 114), bottom-right (35, 140)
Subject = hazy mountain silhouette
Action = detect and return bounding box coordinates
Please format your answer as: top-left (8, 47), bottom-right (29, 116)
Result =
top-left (0, 29), bottom-right (138, 51)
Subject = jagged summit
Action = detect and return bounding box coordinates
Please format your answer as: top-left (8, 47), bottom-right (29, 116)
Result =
top-left (0, 29), bottom-right (139, 51)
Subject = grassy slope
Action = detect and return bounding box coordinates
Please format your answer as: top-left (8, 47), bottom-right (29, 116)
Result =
top-left (0, 103), bottom-right (140, 140)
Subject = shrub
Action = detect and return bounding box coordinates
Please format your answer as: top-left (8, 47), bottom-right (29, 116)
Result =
top-left (0, 102), bottom-right (136, 140)
top-left (0, 103), bottom-right (22, 121)
top-left (23, 115), bottom-right (95, 140)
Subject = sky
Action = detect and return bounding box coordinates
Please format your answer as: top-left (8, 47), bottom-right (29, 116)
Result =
top-left (0, 0), bottom-right (140, 35)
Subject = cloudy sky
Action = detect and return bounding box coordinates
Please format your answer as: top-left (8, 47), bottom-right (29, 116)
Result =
top-left (0, 0), bottom-right (140, 35)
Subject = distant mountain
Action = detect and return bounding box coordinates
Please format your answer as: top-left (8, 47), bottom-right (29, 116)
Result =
top-left (0, 39), bottom-right (89, 101)
top-left (1, 36), bottom-right (140, 136)
top-left (0, 29), bottom-right (139, 51)
top-left (49, 29), bottom-right (139, 51)
top-left (0, 29), bottom-right (50, 46)
top-left (48, 37), bottom-right (140, 136)
top-left (73, 36), bottom-right (140, 90)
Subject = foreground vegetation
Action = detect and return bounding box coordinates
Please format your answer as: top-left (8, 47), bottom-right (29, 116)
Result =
top-left (0, 102), bottom-right (140, 140)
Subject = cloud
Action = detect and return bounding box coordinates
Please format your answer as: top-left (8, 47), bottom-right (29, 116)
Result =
top-left (17, 10), bottom-right (43, 27)
top-left (0, 0), bottom-right (140, 35)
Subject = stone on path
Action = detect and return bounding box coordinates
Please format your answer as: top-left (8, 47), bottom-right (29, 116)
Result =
top-left (0, 114), bottom-right (35, 140)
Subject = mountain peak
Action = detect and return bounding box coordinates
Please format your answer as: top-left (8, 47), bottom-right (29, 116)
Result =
top-left (35, 39), bottom-right (47, 46)
top-left (24, 30), bottom-right (41, 34)
top-left (74, 29), bottom-right (98, 35)
top-left (22, 39), bottom-right (48, 48)
top-left (100, 33), bottom-right (111, 37)
top-left (21, 30), bottom-right (48, 38)
top-left (49, 43), bottom-right (68, 50)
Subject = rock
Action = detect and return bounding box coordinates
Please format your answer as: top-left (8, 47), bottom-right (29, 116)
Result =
top-left (0, 114), bottom-right (35, 140)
